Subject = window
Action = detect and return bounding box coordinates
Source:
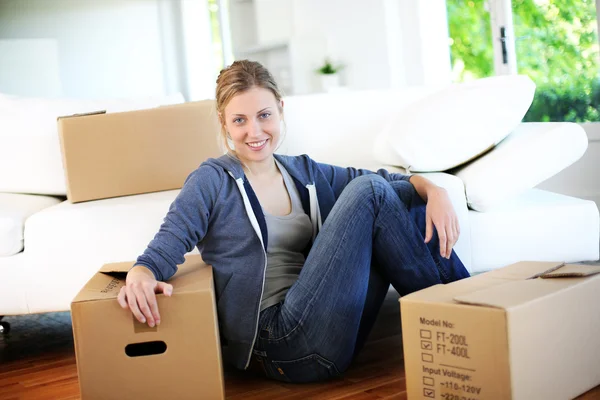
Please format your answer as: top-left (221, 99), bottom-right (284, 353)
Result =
top-left (447, 0), bottom-right (600, 122)
top-left (207, 0), bottom-right (234, 76)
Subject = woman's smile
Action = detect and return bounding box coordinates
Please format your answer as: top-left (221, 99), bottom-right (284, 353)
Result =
top-left (247, 138), bottom-right (269, 151)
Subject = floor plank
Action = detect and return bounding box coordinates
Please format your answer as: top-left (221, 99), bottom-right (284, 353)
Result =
top-left (1, 292), bottom-right (599, 399)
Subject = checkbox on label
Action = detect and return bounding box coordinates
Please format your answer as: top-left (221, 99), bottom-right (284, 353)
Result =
top-left (423, 377), bottom-right (434, 386)
top-left (421, 340), bottom-right (433, 350)
top-left (421, 353), bottom-right (434, 363)
top-left (420, 329), bottom-right (432, 339)
top-left (423, 388), bottom-right (435, 398)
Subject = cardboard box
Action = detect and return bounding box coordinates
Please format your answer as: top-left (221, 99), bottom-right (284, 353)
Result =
top-left (58, 100), bottom-right (222, 203)
top-left (400, 261), bottom-right (600, 400)
top-left (71, 255), bottom-right (225, 400)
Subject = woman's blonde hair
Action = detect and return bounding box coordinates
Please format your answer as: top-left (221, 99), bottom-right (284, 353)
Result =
top-left (215, 60), bottom-right (284, 155)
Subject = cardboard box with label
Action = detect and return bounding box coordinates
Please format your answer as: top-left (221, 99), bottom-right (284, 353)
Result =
top-left (400, 261), bottom-right (600, 400)
top-left (71, 255), bottom-right (225, 400)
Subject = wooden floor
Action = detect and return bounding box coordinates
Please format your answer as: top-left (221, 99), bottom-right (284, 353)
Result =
top-left (1, 292), bottom-right (599, 400)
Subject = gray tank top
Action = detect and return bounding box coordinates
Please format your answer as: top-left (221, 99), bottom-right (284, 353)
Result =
top-left (260, 160), bottom-right (313, 311)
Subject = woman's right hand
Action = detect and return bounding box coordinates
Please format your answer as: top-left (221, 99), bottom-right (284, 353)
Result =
top-left (117, 265), bottom-right (174, 327)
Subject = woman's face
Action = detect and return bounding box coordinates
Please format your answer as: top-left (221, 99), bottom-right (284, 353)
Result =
top-left (223, 86), bottom-right (283, 165)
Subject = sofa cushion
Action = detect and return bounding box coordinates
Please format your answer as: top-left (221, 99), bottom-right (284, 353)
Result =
top-left (23, 190), bottom-right (199, 313)
top-left (0, 193), bottom-right (63, 256)
top-left (373, 75), bottom-right (535, 172)
top-left (453, 122), bottom-right (588, 211)
top-left (0, 92), bottom-right (185, 195)
top-left (468, 189), bottom-right (599, 273)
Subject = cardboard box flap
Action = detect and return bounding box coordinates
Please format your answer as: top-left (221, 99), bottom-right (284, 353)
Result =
top-left (99, 260), bottom-right (134, 274)
top-left (401, 261), bottom-right (577, 307)
top-left (539, 263), bottom-right (600, 278)
top-left (166, 257), bottom-right (213, 294)
top-left (72, 255), bottom-right (211, 304)
top-left (453, 276), bottom-right (588, 309)
top-left (58, 110), bottom-right (106, 120)
top-left (486, 260), bottom-right (567, 280)
top-left (401, 273), bottom-right (515, 304)
top-left (72, 270), bottom-right (126, 304)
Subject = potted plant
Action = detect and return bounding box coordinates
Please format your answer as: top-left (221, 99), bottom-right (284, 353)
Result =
top-left (316, 58), bottom-right (344, 92)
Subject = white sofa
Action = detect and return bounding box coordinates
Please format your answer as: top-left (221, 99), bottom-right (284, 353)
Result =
top-left (1, 87), bottom-right (598, 322)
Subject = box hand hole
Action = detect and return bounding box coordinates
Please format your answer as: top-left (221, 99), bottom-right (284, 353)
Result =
top-left (125, 341), bottom-right (167, 357)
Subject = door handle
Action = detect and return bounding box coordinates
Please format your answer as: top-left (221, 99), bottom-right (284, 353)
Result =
top-left (500, 26), bottom-right (508, 64)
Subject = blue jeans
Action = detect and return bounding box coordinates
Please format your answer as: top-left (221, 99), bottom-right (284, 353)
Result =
top-left (251, 175), bottom-right (470, 383)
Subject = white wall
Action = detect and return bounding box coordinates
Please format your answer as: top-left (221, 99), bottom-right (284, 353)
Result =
top-left (292, 0), bottom-right (394, 90)
top-left (0, 0), bottom-right (164, 98)
top-left (0, 0), bottom-right (216, 100)
top-left (0, 38), bottom-right (62, 96)
top-left (291, 0), bottom-right (452, 91)
top-left (226, 0), bottom-right (453, 92)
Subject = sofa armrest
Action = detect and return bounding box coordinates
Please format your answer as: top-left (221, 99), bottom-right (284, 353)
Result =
top-left (386, 167), bottom-right (472, 271)
top-left (452, 122), bottom-right (588, 212)
top-left (415, 172), bottom-right (472, 271)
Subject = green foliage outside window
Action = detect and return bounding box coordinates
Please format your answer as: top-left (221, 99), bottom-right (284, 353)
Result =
top-left (447, 0), bottom-right (600, 122)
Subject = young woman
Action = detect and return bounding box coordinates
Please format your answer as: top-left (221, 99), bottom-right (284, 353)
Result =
top-left (117, 60), bottom-right (470, 383)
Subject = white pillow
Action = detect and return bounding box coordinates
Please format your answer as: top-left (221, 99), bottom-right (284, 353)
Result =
top-left (453, 122), bottom-right (588, 212)
top-left (373, 75), bottom-right (536, 172)
top-left (0, 93), bottom-right (184, 195)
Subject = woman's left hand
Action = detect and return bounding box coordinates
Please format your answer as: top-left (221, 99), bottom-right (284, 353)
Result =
top-left (424, 187), bottom-right (460, 259)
